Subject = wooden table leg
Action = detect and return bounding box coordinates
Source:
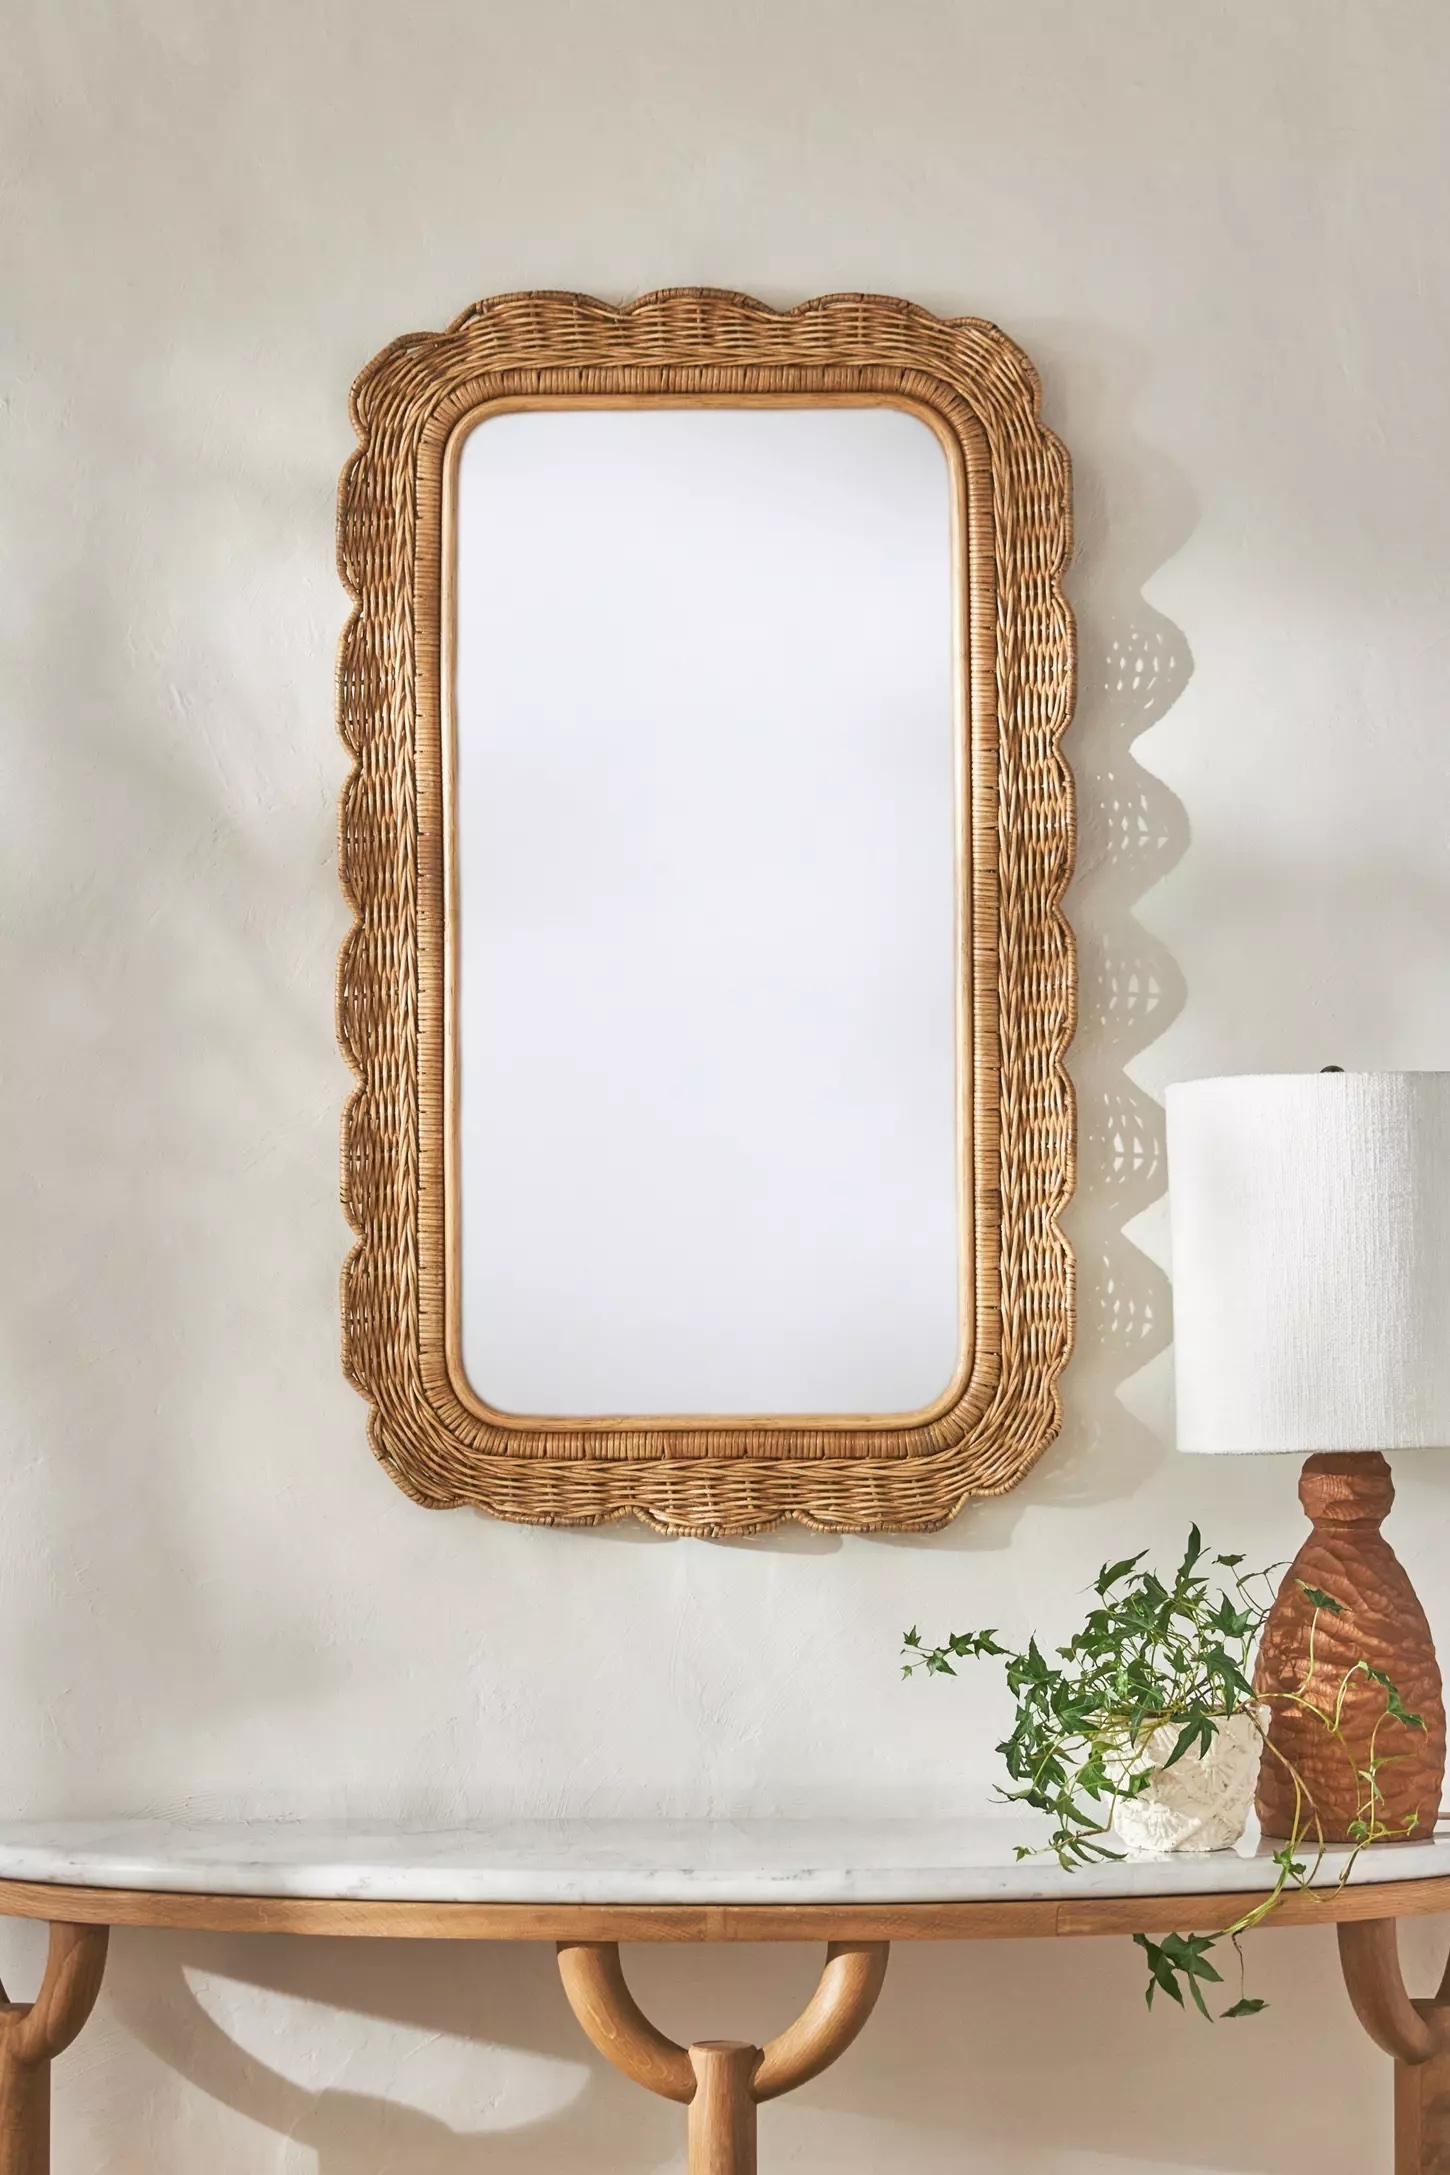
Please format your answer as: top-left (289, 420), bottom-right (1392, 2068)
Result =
top-left (1396, 2038), bottom-right (1450, 2175)
top-left (0, 1924), bottom-right (108, 2175)
top-left (557, 1939), bottom-right (888, 2174)
top-left (687, 2043), bottom-right (760, 2175)
top-left (1339, 1920), bottom-right (1450, 2175)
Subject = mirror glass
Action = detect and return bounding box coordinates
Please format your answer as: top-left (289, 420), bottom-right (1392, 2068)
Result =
top-left (452, 404), bottom-right (961, 1418)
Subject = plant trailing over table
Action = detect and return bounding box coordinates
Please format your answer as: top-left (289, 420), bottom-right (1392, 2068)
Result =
top-left (903, 1527), bottom-right (1425, 2020)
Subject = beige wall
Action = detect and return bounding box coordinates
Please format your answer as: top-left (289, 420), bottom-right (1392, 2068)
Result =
top-left (5, 1), bottom-right (1450, 2166)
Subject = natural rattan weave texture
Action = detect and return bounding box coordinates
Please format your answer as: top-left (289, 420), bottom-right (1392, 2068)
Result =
top-left (337, 290), bottom-right (1076, 1534)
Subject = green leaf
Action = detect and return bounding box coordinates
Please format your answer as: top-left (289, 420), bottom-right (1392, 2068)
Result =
top-left (1134, 1931), bottom-right (1224, 2020)
top-left (1134, 1935), bottom-right (1184, 2010)
top-left (1096, 1552), bottom-right (1148, 1594)
top-left (1076, 1756), bottom-right (1111, 1799)
top-left (1163, 1715), bottom-right (1215, 1770)
top-left (1157, 1931), bottom-right (1224, 1985)
top-left (1222, 1997), bottom-right (1268, 2018)
top-left (1297, 1582), bottom-right (1345, 1614)
top-left (1363, 1665), bottom-right (1425, 1730)
top-left (1203, 1648), bottom-right (1255, 1700)
top-left (1178, 1524), bottom-right (1205, 1578)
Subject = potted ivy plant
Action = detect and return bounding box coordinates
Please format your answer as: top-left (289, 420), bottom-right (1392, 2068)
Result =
top-left (904, 1527), bottom-right (1424, 2019)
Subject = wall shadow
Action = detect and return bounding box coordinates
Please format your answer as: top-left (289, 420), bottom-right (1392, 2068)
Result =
top-left (865, 322), bottom-right (1195, 1560)
top-left (91, 1918), bottom-right (1399, 2173)
top-left (104, 1930), bottom-right (672, 2172)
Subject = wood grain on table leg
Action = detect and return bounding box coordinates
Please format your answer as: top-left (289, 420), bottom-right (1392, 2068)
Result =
top-left (1339, 1918), bottom-right (1450, 2175)
top-left (0, 1924), bottom-right (108, 2175)
top-left (556, 1939), bottom-right (889, 2173)
top-left (687, 2043), bottom-right (760, 2175)
top-left (1397, 2037), bottom-right (1450, 2175)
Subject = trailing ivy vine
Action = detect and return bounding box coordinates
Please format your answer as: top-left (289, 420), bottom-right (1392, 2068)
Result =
top-left (904, 1528), bottom-right (1424, 2018)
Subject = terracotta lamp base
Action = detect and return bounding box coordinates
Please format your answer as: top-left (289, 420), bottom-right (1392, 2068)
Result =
top-left (1254, 1453), bottom-right (1445, 1841)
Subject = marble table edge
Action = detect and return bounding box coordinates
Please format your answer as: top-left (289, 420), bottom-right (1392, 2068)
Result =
top-left (0, 1819), bottom-right (1444, 1904)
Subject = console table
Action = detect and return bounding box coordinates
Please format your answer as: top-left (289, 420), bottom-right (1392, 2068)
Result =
top-left (0, 1817), bottom-right (1447, 2173)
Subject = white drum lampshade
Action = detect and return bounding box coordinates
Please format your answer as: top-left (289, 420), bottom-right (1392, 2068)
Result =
top-left (1164, 1071), bottom-right (1450, 1840)
top-left (1167, 1071), bottom-right (1450, 1457)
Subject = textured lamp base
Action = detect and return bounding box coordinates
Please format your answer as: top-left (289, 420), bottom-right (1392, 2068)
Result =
top-left (1254, 1454), bottom-right (1445, 1841)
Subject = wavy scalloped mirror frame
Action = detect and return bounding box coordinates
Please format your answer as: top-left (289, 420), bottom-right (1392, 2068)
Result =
top-left (336, 289), bottom-right (1076, 1536)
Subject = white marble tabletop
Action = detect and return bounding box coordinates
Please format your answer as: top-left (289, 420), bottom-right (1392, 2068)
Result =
top-left (0, 1817), bottom-right (1444, 1905)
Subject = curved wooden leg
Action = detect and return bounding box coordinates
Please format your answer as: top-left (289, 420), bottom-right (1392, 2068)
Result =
top-left (557, 1940), bottom-right (889, 2173)
top-left (1339, 1920), bottom-right (1450, 2173)
top-left (0, 1923), bottom-right (109, 2175)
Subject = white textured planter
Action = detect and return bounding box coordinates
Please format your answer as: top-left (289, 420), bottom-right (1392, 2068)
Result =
top-left (1108, 1710), bottom-right (1265, 1857)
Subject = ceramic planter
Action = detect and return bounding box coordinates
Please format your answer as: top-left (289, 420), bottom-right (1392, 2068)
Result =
top-left (1108, 1709), bottom-right (1266, 1856)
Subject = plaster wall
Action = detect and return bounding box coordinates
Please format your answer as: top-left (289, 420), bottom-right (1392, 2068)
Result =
top-left (5, 2), bottom-right (1450, 2167)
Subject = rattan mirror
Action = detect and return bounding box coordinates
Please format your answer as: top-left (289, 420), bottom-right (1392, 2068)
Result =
top-left (337, 289), bottom-right (1076, 1535)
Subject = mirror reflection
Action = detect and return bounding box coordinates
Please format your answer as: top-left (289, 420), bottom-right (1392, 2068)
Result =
top-left (452, 404), bottom-right (963, 1417)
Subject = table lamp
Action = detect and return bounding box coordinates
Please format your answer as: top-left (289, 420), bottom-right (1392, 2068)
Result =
top-left (1165, 1071), bottom-right (1450, 1841)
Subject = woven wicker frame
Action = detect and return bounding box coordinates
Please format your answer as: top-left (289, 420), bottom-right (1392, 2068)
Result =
top-left (337, 289), bottom-right (1076, 1535)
